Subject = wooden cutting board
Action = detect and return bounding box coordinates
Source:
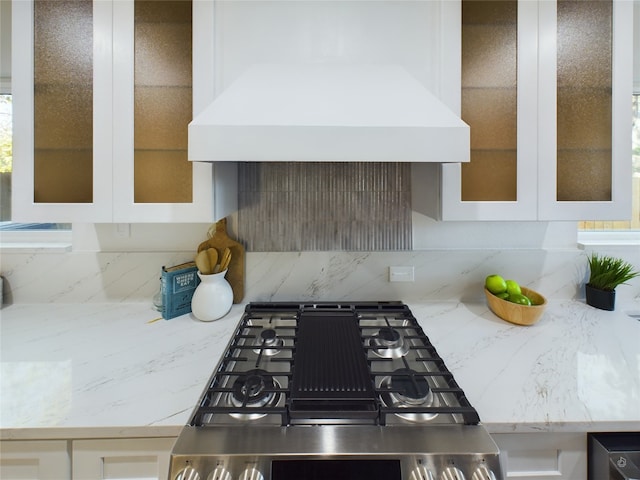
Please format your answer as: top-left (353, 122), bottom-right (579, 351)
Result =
top-left (197, 218), bottom-right (245, 303)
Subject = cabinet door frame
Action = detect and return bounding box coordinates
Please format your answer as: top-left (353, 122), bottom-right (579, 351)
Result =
top-left (111, 0), bottom-right (216, 223)
top-left (193, 0), bottom-right (237, 223)
top-left (0, 440), bottom-right (71, 480)
top-left (492, 432), bottom-right (586, 480)
top-left (11, 0), bottom-right (114, 223)
top-left (439, 0), bottom-right (539, 221)
top-left (72, 437), bottom-right (175, 480)
top-left (537, 0), bottom-right (634, 221)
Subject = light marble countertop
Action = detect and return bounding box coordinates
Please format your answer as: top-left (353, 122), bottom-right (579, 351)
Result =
top-left (1, 299), bottom-right (639, 440)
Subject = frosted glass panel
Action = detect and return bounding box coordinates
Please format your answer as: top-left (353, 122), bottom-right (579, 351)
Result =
top-left (33, 1), bottom-right (93, 85)
top-left (34, 150), bottom-right (92, 203)
top-left (34, 85), bottom-right (92, 149)
top-left (134, 151), bottom-right (192, 203)
top-left (134, 0), bottom-right (192, 204)
top-left (461, 0), bottom-right (518, 202)
top-left (33, 0), bottom-right (93, 203)
top-left (460, 151), bottom-right (517, 201)
top-left (557, 0), bottom-right (612, 89)
top-left (462, 0), bottom-right (517, 25)
top-left (462, 25), bottom-right (516, 88)
top-left (557, 150), bottom-right (611, 201)
top-left (134, 87), bottom-right (191, 150)
top-left (462, 89), bottom-right (517, 150)
top-left (557, 0), bottom-right (612, 201)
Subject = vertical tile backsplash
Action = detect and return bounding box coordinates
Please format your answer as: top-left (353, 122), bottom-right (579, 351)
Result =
top-left (238, 162), bottom-right (412, 251)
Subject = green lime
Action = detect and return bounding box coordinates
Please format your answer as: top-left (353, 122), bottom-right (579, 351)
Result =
top-left (485, 274), bottom-right (507, 295)
top-left (508, 294), bottom-right (532, 306)
top-left (505, 279), bottom-right (521, 296)
top-left (495, 292), bottom-right (510, 300)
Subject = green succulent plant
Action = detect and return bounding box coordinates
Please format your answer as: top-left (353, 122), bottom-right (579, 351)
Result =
top-left (587, 253), bottom-right (640, 291)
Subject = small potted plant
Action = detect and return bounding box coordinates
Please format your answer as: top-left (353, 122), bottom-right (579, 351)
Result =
top-left (585, 253), bottom-right (640, 311)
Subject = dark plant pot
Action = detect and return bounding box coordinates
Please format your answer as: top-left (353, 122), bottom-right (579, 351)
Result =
top-left (585, 284), bottom-right (616, 311)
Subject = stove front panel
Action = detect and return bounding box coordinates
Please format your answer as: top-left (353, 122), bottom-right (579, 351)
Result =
top-left (169, 425), bottom-right (503, 480)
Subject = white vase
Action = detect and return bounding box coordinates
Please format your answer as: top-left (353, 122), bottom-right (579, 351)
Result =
top-left (191, 271), bottom-right (233, 321)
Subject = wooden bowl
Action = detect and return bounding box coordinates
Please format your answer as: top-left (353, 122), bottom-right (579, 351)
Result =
top-left (484, 286), bottom-right (547, 326)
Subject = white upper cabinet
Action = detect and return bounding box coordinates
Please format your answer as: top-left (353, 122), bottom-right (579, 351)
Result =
top-left (12, 0), bottom-right (113, 222)
top-left (419, 0), bottom-right (633, 221)
top-left (537, 0), bottom-right (633, 221)
top-left (14, 0), bottom-right (631, 224)
top-left (12, 0), bottom-right (233, 223)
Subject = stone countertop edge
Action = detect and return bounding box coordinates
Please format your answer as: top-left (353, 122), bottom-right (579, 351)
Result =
top-left (1, 299), bottom-right (639, 440)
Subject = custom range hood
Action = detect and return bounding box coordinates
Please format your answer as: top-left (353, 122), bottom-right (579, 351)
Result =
top-left (188, 63), bottom-right (470, 163)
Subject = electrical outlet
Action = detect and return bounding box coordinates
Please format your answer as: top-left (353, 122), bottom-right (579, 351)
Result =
top-left (389, 266), bottom-right (414, 282)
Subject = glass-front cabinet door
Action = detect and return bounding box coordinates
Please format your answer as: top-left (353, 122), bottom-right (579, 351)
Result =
top-left (438, 0), bottom-right (538, 221)
top-left (12, 0), bottom-right (223, 223)
top-left (436, 0), bottom-right (632, 221)
top-left (538, 0), bottom-right (633, 220)
top-left (112, 0), bottom-right (219, 222)
top-left (13, 0), bottom-right (113, 222)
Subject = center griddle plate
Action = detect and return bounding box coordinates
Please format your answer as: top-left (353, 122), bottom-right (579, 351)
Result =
top-left (289, 310), bottom-right (378, 422)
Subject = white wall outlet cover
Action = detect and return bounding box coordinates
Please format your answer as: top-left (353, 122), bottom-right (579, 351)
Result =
top-left (389, 266), bottom-right (415, 282)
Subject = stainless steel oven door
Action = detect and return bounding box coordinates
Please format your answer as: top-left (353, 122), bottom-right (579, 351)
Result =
top-left (589, 433), bottom-right (640, 480)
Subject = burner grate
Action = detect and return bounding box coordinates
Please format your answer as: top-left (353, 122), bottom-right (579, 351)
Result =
top-left (188, 302), bottom-right (482, 427)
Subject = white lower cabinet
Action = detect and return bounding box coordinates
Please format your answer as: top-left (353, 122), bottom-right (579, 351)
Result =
top-left (493, 432), bottom-right (587, 480)
top-left (72, 438), bottom-right (176, 480)
top-left (0, 440), bottom-right (71, 480)
top-left (0, 437), bottom-right (176, 480)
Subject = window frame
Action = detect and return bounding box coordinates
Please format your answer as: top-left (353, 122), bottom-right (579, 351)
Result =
top-left (576, 91), bottom-right (640, 245)
top-left (0, 89), bottom-right (72, 249)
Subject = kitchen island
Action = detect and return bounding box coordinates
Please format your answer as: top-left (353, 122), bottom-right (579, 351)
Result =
top-left (1, 299), bottom-right (638, 478)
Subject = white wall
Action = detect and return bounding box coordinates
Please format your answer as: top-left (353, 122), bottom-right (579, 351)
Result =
top-left (634, 0), bottom-right (640, 93)
top-left (0, 0), bottom-right (10, 92)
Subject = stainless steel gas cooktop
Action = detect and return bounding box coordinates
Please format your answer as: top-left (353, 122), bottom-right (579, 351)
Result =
top-left (169, 302), bottom-right (503, 480)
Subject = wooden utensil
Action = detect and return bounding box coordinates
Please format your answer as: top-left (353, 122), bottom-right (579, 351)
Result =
top-left (197, 218), bottom-right (245, 303)
top-left (206, 248), bottom-right (218, 273)
top-left (195, 250), bottom-right (211, 274)
top-left (219, 247), bottom-right (232, 272)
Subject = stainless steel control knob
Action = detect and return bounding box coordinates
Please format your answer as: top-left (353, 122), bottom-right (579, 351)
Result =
top-left (175, 466), bottom-right (200, 480)
top-left (238, 467), bottom-right (264, 480)
top-left (471, 466), bottom-right (497, 480)
top-left (440, 466), bottom-right (466, 480)
top-left (207, 466), bottom-right (232, 480)
top-left (409, 465), bottom-right (436, 480)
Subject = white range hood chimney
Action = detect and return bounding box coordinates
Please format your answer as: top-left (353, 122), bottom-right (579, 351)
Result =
top-left (188, 63), bottom-right (469, 163)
